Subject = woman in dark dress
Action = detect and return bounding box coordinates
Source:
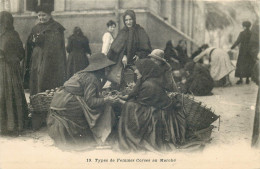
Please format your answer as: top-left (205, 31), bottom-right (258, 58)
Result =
top-left (118, 59), bottom-right (186, 152)
top-left (164, 40), bottom-right (182, 70)
top-left (231, 21), bottom-right (253, 84)
top-left (183, 62), bottom-right (214, 96)
top-left (175, 39), bottom-right (190, 67)
top-left (0, 11), bottom-right (28, 135)
top-left (107, 10), bottom-right (152, 89)
top-left (47, 53), bottom-right (116, 149)
top-left (24, 4), bottom-right (67, 95)
top-left (66, 27), bottom-right (91, 79)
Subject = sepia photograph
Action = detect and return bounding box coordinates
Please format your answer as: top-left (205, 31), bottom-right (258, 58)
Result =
top-left (0, 0), bottom-right (259, 168)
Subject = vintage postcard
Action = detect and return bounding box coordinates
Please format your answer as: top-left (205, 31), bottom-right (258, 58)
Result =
top-left (0, 0), bottom-right (259, 169)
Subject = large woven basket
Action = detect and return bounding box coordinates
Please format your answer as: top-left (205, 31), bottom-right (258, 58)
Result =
top-left (30, 92), bottom-right (53, 112)
top-left (194, 125), bottom-right (214, 141)
top-left (169, 92), bottom-right (219, 131)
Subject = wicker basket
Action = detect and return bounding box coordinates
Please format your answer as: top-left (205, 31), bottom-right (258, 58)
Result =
top-left (30, 92), bottom-right (53, 112)
top-left (194, 125), bottom-right (214, 141)
top-left (169, 92), bottom-right (219, 131)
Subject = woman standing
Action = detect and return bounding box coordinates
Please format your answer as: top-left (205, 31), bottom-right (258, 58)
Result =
top-left (102, 20), bottom-right (116, 55)
top-left (25, 4), bottom-right (67, 95)
top-left (118, 59), bottom-right (186, 152)
top-left (193, 44), bottom-right (235, 87)
top-left (0, 11), bottom-right (28, 135)
top-left (231, 21), bottom-right (253, 84)
top-left (107, 10), bottom-right (152, 89)
top-left (66, 27), bottom-right (91, 79)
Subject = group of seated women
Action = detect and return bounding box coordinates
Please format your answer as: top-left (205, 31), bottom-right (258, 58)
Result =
top-left (164, 41), bottom-right (235, 95)
top-left (47, 52), bottom-right (192, 152)
top-left (46, 9), bottom-right (234, 151)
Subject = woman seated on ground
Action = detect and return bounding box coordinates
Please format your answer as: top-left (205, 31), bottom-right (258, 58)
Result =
top-left (181, 61), bottom-right (214, 96)
top-left (164, 40), bottom-right (182, 70)
top-left (118, 59), bottom-right (186, 152)
top-left (193, 44), bottom-right (235, 87)
top-left (47, 53), bottom-right (118, 149)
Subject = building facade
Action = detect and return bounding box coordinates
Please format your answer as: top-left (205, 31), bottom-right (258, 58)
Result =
top-left (1, 0), bottom-right (206, 54)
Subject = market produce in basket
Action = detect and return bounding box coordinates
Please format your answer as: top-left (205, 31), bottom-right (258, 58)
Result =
top-left (30, 87), bottom-right (61, 112)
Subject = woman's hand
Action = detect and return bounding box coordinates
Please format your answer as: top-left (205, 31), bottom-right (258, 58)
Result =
top-left (118, 95), bottom-right (128, 100)
top-left (122, 55), bottom-right (127, 68)
top-left (104, 96), bottom-right (117, 104)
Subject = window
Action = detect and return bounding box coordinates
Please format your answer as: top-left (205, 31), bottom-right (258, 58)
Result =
top-left (26, 0), bottom-right (54, 12)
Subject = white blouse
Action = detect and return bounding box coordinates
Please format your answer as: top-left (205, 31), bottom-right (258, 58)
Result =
top-left (193, 47), bottom-right (215, 63)
top-left (102, 32), bottom-right (114, 55)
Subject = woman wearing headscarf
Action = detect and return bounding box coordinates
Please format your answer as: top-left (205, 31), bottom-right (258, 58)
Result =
top-left (193, 44), bottom-right (235, 87)
top-left (0, 11), bottom-right (28, 135)
top-left (24, 4), bottom-right (67, 95)
top-left (231, 21), bottom-right (253, 84)
top-left (175, 39), bottom-right (190, 67)
top-left (118, 59), bottom-right (186, 152)
top-left (164, 40), bottom-right (182, 70)
top-left (183, 62), bottom-right (214, 96)
top-left (66, 26), bottom-right (91, 79)
top-left (47, 53), bottom-right (117, 149)
top-left (107, 10), bottom-right (152, 89)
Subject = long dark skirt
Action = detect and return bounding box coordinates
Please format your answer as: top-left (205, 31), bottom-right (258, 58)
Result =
top-left (235, 53), bottom-right (255, 78)
top-left (47, 108), bottom-right (97, 148)
top-left (67, 51), bottom-right (89, 79)
top-left (0, 60), bottom-right (28, 134)
top-left (118, 101), bottom-right (186, 152)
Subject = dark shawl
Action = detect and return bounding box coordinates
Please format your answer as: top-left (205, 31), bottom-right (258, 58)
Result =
top-left (164, 40), bottom-right (182, 70)
top-left (175, 45), bottom-right (189, 67)
top-left (66, 33), bottom-right (91, 79)
top-left (25, 18), bottom-right (67, 94)
top-left (107, 10), bottom-right (152, 65)
top-left (184, 62), bottom-right (214, 96)
top-left (0, 11), bottom-right (28, 133)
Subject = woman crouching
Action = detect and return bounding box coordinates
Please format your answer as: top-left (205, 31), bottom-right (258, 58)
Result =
top-left (47, 53), bottom-right (117, 149)
top-left (118, 59), bottom-right (186, 152)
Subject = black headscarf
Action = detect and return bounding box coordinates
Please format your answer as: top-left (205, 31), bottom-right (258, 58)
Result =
top-left (164, 40), bottom-right (178, 62)
top-left (127, 59), bottom-right (162, 99)
top-left (73, 26), bottom-right (84, 37)
top-left (0, 11), bottom-right (14, 34)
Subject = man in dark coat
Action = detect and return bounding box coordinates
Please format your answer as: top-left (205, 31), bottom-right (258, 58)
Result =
top-left (24, 4), bottom-right (66, 95)
top-left (231, 21), bottom-right (253, 84)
